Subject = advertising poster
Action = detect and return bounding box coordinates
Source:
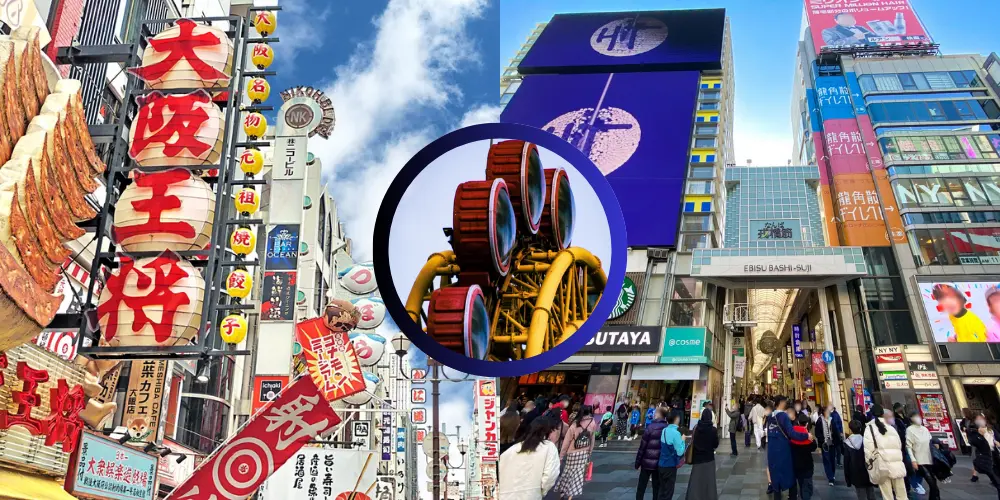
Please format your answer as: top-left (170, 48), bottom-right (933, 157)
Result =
top-left (34, 330), bottom-right (79, 361)
top-left (66, 432), bottom-right (159, 500)
top-left (167, 377), bottom-right (342, 500)
top-left (919, 281), bottom-right (1000, 343)
top-left (259, 450), bottom-right (378, 500)
top-left (805, 0), bottom-right (931, 51)
top-left (501, 70), bottom-right (699, 247)
top-left (262, 271), bottom-right (297, 321)
top-left (265, 224), bottom-right (300, 270)
top-left (916, 393), bottom-right (957, 450)
top-left (122, 360), bottom-right (169, 444)
top-left (294, 318), bottom-right (366, 401)
top-left (517, 10), bottom-right (725, 73)
top-left (811, 353), bottom-right (826, 375)
top-left (733, 356), bottom-right (746, 378)
top-left (252, 376), bottom-right (290, 415)
top-left (476, 379), bottom-right (499, 462)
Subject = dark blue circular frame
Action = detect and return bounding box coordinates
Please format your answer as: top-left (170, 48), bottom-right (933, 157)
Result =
top-left (373, 122), bottom-right (627, 377)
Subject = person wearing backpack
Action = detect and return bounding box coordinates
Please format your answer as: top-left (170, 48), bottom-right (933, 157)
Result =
top-left (634, 406), bottom-right (668, 500)
top-left (658, 410), bottom-right (687, 500)
top-left (554, 405), bottom-right (598, 500)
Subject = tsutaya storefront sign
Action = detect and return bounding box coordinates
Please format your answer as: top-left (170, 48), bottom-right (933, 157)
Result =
top-left (579, 326), bottom-right (662, 353)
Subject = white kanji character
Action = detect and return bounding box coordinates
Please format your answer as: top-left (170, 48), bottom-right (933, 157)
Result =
top-left (264, 394), bottom-right (331, 451)
top-left (838, 191), bottom-right (852, 206)
top-left (850, 131), bottom-right (862, 142)
top-left (817, 87), bottom-right (828, 97)
top-left (826, 132), bottom-right (838, 144)
top-left (853, 191), bottom-right (865, 204)
top-left (839, 132), bottom-right (850, 142)
top-left (866, 190), bottom-right (879, 204)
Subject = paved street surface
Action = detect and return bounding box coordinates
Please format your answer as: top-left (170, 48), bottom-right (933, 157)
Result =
top-left (557, 437), bottom-right (996, 500)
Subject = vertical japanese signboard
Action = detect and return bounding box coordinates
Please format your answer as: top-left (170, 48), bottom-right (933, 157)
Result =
top-left (167, 376), bottom-right (342, 499)
top-left (792, 325), bottom-right (804, 359)
top-left (476, 379), bottom-right (499, 462)
top-left (66, 431), bottom-right (159, 500)
top-left (122, 360), bottom-right (169, 444)
top-left (258, 449), bottom-right (377, 500)
top-left (294, 318), bottom-right (366, 401)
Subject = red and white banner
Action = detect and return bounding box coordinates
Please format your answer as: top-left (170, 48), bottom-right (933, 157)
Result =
top-left (166, 377), bottom-right (342, 499)
top-left (475, 380), bottom-right (499, 462)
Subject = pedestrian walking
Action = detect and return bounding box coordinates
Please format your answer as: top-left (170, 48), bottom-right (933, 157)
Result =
top-left (862, 404), bottom-right (907, 500)
top-left (554, 406), bottom-right (598, 500)
top-left (500, 409), bottom-right (520, 456)
top-left (830, 405), bottom-right (845, 468)
top-left (750, 399), bottom-right (767, 449)
top-left (516, 397), bottom-right (547, 441)
top-left (725, 404), bottom-right (741, 457)
top-left (658, 411), bottom-right (686, 500)
top-left (843, 419), bottom-right (877, 500)
top-left (615, 403), bottom-right (630, 440)
top-left (815, 405), bottom-right (836, 485)
top-left (967, 412), bottom-right (1000, 499)
top-left (630, 404), bottom-right (642, 440)
top-left (892, 402), bottom-right (923, 495)
top-left (905, 409), bottom-right (940, 500)
top-left (686, 409), bottom-right (719, 500)
top-left (789, 412), bottom-right (817, 500)
top-left (499, 417), bottom-right (561, 500)
top-left (744, 396), bottom-right (755, 448)
top-left (767, 396), bottom-right (810, 500)
top-left (634, 406), bottom-right (668, 500)
top-left (599, 406), bottom-right (613, 447)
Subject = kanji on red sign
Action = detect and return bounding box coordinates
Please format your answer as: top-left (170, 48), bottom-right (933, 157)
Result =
top-left (98, 251), bottom-right (192, 343)
top-left (130, 19), bottom-right (228, 83)
top-left (113, 169), bottom-right (197, 244)
top-left (129, 91), bottom-right (213, 160)
top-left (42, 379), bottom-right (86, 452)
top-left (0, 361), bottom-right (49, 435)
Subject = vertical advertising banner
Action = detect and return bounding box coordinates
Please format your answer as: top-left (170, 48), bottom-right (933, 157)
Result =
top-left (262, 271), bottom-right (297, 321)
top-left (805, 0), bottom-right (931, 52)
top-left (259, 450), bottom-right (377, 500)
top-left (792, 325), bottom-right (804, 359)
top-left (122, 360), bottom-right (169, 445)
top-left (294, 318), bottom-right (366, 401)
top-left (476, 379), bottom-right (499, 462)
top-left (265, 225), bottom-right (300, 270)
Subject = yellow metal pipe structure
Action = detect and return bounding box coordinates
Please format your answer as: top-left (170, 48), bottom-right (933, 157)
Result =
top-left (405, 251), bottom-right (456, 324)
top-left (558, 320), bottom-right (586, 346)
top-left (525, 247), bottom-right (607, 357)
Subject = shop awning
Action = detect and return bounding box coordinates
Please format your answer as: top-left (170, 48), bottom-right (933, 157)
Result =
top-left (0, 469), bottom-right (77, 500)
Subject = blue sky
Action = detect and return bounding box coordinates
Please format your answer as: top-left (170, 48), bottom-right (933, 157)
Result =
top-left (500, 0), bottom-right (1000, 166)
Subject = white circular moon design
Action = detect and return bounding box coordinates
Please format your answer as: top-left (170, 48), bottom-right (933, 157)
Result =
top-left (590, 17), bottom-right (668, 57)
top-left (213, 437), bottom-right (274, 496)
top-left (543, 107), bottom-right (641, 175)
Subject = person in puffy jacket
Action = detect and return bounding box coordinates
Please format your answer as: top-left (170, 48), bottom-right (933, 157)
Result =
top-left (767, 397), bottom-right (810, 499)
top-left (788, 412), bottom-right (818, 500)
top-left (633, 406), bottom-right (668, 500)
top-left (844, 419), bottom-right (877, 500)
top-left (967, 412), bottom-right (1000, 500)
top-left (862, 404), bottom-right (907, 500)
top-left (658, 410), bottom-right (686, 500)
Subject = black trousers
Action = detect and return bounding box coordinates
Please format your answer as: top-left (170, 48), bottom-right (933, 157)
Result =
top-left (730, 432), bottom-right (738, 455)
top-left (658, 466), bottom-right (677, 500)
top-left (978, 465), bottom-right (1000, 500)
top-left (636, 468), bottom-right (660, 500)
top-left (918, 465), bottom-right (940, 500)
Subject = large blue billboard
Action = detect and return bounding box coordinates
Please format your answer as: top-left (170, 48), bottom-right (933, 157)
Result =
top-left (518, 10), bottom-right (725, 74)
top-left (500, 71), bottom-right (699, 247)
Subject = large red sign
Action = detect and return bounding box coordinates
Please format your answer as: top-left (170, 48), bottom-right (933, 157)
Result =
top-left (805, 0), bottom-right (931, 52)
top-left (166, 376), bottom-right (341, 499)
top-left (295, 318), bottom-right (366, 402)
top-left (876, 353), bottom-right (904, 364)
top-left (0, 351), bottom-right (86, 453)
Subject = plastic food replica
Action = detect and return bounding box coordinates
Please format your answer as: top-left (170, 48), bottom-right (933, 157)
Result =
top-left (406, 140), bottom-right (607, 361)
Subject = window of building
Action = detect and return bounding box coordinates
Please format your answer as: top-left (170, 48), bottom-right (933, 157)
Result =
top-left (898, 73), bottom-right (917, 90)
top-left (699, 102), bottom-right (719, 111)
top-left (694, 138), bottom-right (716, 149)
top-left (669, 300), bottom-right (704, 327)
top-left (907, 228), bottom-right (961, 265)
top-left (681, 213), bottom-right (712, 231)
top-left (679, 233), bottom-right (710, 251)
top-left (500, 93), bottom-right (513, 105)
top-left (686, 181), bottom-right (714, 195)
top-left (695, 124), bottom-right (718, 136)
top-left (673, 277), bottom-right (705, 300)
top-left (688, 166), bottom-right (714, 179)
top-left (700, 90), bottom-right (721, 100)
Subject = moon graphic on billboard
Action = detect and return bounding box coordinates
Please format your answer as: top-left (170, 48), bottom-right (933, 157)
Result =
top-left (543, 107), bottom-right (641, 175)
top-left (590, 17), bottom-right (668, 57)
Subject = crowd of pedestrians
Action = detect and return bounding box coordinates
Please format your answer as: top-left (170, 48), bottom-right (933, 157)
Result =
top-left (499, 392), bottom-right (1000, 500)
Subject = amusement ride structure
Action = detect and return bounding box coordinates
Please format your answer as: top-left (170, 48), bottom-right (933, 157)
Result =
top-left (405, 140), bottom-right (607, 361)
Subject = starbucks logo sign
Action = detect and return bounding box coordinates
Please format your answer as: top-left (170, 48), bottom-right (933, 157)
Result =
top-left (610, 276), bottom-right (636, 319)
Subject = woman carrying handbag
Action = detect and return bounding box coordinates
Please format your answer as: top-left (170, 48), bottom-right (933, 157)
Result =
top-left (863, 404), bottom-right (907, 500)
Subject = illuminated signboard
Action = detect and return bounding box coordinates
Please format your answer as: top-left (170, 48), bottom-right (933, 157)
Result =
top-left (501, 70), bottom-right (699, 247)
top-left (518, 10), bottom-right (724, 74)
top-left (805, 0), bottom-right (931, 52)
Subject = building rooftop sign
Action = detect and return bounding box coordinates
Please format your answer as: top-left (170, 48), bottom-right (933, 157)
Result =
top-left (279, 86), bottom-right (336, 138)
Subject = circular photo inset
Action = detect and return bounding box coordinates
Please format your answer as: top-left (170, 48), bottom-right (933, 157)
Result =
top-left (373, 123), bottom-right (626, 377)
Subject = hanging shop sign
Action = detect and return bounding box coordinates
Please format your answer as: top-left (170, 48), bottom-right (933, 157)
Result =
top-left (258, 450), bottom-right (376, 500)
top-left (411, 388), bottom-right (427, 404)
top-left (659, 327), bottom-right (708, 364)
top-left (352, 421), bottom-right (371, 449)
top-left (129, 19), bottom-right (233, 90)
top-left (411, 368), bottom-right (427, 382)
top-left (412, 408), bottom-right (427, 424)
top-left (733, 356), bottom-right (746, 378)
top-left (166, 376), bottom-right (342, 500)
top-left (265, 225), bottom-right (300, 271)
top-left (609, 275), bottom-right (637, 319)
top-left (883, 380), bottom-right (909, 389)
top-left (112, 169), bottom-right (215, 253)
top-left (381, 425), bottom-right (393, 461)
top-left (294, 317), bottom-right (365, 402)
top-left (792, 325), bottom-right (804, 359)
top-left (396, 427), bottom-right (406, 453)
top-left (0, 343), bottom-right (87, 476)
top-left (157, 440), bottom-right (196, 489)
top-left (262, 271), bottom-right (297, 321)
top-left (252, 376), bottom-right (290, 415)
top-left (122, 360), bottom-right (168, 445)
top-left (339, 262), bottom-right (377, 295)
top-left (349, 332), bottom-right (386, 367)
top-left (475, 379), bottom-right (499, 462)
top-left (811, 353), bottom-right (826, 375)
top-left (911, 380), bottom-right (942, 390)
top-left (351, 296), bottom-right (386, 330)
top-left (278, 86), bottom-right (337, 139)
top-left (97, 251), bottom-right (205, 347)
top-left (35, 330), bottom-right (79, 362)
top-left (65, 431), bottom-right (159, 500)
top-left (579, 326), bottom-right (661, 353)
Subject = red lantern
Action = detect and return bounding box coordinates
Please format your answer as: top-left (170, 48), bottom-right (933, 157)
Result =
top-left (129, 19), bottom-right (234, 90)
top-left (128, 90), bottom-right (225, 168)
top-left (112, 169), bottom-right (215, 253)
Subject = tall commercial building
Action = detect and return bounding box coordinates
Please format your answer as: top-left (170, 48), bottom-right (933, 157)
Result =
top-left (790, 0), bottom-right (1000, 430)
top-left (499, 9), bottom-right (735, 427)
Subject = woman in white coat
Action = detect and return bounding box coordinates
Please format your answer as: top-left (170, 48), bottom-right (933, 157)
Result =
top-left (863, 404), bottom-right (908, 500)
top-left (500, 417), bottom-right (561, 500)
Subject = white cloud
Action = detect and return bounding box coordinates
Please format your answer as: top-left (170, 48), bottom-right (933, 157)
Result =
top-left (734, 130), bottom-right (794, 167)
top-left (299, 0), bottom-right (490, 260)
top-left (458, 104), bottom-right (502, 128)
top-left (269, 0), bottom-right (332, 67)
